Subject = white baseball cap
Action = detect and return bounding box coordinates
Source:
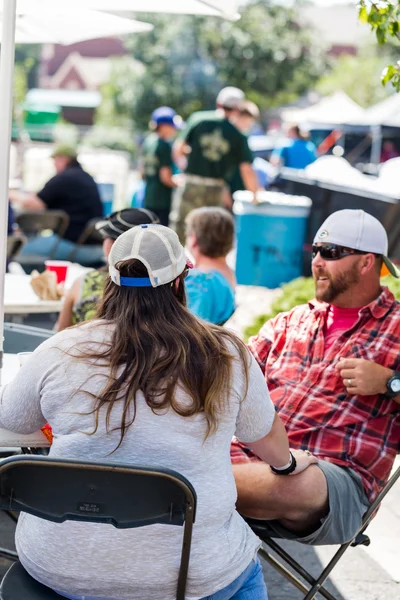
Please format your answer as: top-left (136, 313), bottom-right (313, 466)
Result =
top-left (314, 209), bottom-right (399, 278)
top-left (216, 86), bottom-right (245, 109)
top-left (108, 224), bottom-right (191, 287)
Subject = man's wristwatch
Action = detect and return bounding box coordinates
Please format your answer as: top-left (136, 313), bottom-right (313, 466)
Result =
top-left (270, 452), bottom-right (297, 476)
top-left (385, 371), bottom-right (400, 398)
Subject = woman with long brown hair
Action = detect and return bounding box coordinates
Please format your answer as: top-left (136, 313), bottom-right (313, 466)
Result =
top-left (0, 225), bottom-right (316, 600)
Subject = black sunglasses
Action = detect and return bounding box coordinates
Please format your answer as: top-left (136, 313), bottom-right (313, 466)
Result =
top-left (312, 244), bottom-right (369, 261)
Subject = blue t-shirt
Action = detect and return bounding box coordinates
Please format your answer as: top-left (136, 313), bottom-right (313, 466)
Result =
top-left (274, 139), bottom-right (317, 169)
top-left (185, 269), bottom-right (235, 325)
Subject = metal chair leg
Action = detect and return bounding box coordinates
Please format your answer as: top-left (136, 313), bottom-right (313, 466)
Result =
top-left (0, 548), bottom-right (17, 561)
top-left (260, 539), bottom-right (338, 600)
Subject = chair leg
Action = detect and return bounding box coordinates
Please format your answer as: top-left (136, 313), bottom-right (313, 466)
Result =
top-left (0, 548), bottom-right (18, 561)
top-left (260, 538), bottom-right (338, 600)
top-left (303, 540), bottom-right (353, 600)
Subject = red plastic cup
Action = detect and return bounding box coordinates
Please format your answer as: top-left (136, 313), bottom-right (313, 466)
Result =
top-left (45, 260), bottom-right (70, 284)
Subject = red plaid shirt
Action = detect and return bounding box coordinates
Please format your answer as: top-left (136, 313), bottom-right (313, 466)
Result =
top-left (233, 286), bottom-right (400, 503)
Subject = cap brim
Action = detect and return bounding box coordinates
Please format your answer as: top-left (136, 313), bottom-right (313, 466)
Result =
top-left (381, 257), bottom-right (400, 278)
top-left (95, 220), bottom-right (115, 240)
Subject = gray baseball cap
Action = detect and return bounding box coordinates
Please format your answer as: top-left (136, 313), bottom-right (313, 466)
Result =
top-left (216, 86), bottom-right (245, 109)
top-left (314, 209), bottom-right (399, 278)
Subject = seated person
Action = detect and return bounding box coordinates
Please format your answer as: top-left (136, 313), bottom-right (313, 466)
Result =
top-left (0, 223), bottom-right (316, 600)
top-left (12, 145), bottom-right (104, 266)
top-left (57, 208), bottom-right (159, 331)
top-left (185, 207), bottom-right (235, 325)
top-left (232, 209), bottom-right (400, 546)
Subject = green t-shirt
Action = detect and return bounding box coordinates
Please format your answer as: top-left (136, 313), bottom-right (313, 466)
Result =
top-left (180, 110), bottom-right (253, 182)
top-left (142, 133), bottom-right (173, 210)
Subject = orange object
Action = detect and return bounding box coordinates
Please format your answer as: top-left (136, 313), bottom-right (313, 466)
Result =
top-left (41, 424), bottom-right (53, 444)
top-left (317, 130), bottom-right (343, 155)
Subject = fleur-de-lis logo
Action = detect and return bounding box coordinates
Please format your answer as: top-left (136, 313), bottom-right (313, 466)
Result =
top-left (200, 129), bottom-right (230, 162)
top-left (144, 154), bottom-right (159, 177)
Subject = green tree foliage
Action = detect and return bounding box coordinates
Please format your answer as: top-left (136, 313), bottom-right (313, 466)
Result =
top-left (244, 274), bottom-right (400, 341)
top-left (97, 0), bottom-right (325, 130)
top-left (316, 47), bottom-right (392, 107)
top-left (359, 1), bottom-right (400, 90)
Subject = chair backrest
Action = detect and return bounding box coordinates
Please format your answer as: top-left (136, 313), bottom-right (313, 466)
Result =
top-left (0, 455), bottom-right (196, 600)
top-left (75, 217), bottom-right (104, 246)
top-left (3, 322), bottom-right (54, 353)
top-left (6, 235), bottom-right (26, 261)
top-left (67, 217), bottom-right (104, 263)
top-left (16, 211), bottom-right (70, 239)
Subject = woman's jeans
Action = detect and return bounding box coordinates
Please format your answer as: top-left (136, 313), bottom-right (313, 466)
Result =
top-left (54, 557), bottom-right (267, 600)
top-left (21, 235), bottom-right (104, 267)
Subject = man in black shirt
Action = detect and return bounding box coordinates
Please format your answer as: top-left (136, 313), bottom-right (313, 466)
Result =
top-left (14, 146), bottom-right (104, 265)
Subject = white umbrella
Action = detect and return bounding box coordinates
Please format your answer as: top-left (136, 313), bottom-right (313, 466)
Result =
top-left (1, 1), bottom-right (153, 43)
top-left (73, 0), bottom-right (240, 20)
top-left (0, 0), bottom-right (152, 381)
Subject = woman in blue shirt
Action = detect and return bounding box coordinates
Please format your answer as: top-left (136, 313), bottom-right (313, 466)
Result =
top-left (271, 125), bottom-right (317, 170)
top-left (185, 207), bottom-right (235, 325)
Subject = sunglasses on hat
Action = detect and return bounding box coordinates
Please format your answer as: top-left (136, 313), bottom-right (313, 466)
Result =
top-left (312, 243), bottom-right (374, 261)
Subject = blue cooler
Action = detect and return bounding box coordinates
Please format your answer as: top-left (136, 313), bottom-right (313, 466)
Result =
top-left (97, 182), bottom-right (115, 216)
top-left (233, 191), bottom-right (312, 288)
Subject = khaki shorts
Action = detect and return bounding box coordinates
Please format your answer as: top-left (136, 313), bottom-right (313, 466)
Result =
top-left (254, 460), bottom-right (370, 546)
top-left (171, 181), bottom-right (224, 242)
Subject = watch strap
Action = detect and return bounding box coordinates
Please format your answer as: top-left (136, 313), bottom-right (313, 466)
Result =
top-left (385, 371), bottom-right (400, 398)
top-left (270, 452), bottom-right (297, 476)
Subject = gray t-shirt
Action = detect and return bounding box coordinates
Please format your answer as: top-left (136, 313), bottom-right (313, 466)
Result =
top-left (0, 321), bottom-right (275, 600)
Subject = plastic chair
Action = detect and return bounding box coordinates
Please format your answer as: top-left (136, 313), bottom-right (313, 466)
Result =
top-left (0, 455), bottom-right (197, 600)
top-left (15, 211), bottom-right (70, 271)
top-left (67, 217), bottom-right (104, 264)
top-left (3, 323), bottom-right (54, 353)
top-left (6, 236), bottom-right (26, 262)
top-left (248, 461), bottom-right (400, 600)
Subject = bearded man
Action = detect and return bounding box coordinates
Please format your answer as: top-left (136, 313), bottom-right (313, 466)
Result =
top-left (232, 209), bottom-right (400, 546)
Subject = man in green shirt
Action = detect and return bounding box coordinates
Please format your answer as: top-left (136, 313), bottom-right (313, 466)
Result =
top-left (141, 107), bottom-right (182, 226)
top-left (173, 87), bottom-right (259, 241)
top-left (227, 100), bottom-right (261, 207)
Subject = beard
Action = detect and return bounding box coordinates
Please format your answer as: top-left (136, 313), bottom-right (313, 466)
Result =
top-left (314, 262), bottom-right (361, 303)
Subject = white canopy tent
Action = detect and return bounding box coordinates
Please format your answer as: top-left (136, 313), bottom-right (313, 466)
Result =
top-left (357, 94), bottom-right (400, 128)
top-left (281, 92), bottom-right (366, 127)
top-left (0, 0), bottom-right (154, 381)
top-left (72, 0), bottom-right (240, 19)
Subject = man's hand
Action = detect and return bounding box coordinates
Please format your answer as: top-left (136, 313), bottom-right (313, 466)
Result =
top-left (336, 358), bottom-right (393, 396)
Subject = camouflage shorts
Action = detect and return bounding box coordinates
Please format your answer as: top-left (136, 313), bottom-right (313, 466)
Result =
top-left (171, 182), bottom-right (224, 242)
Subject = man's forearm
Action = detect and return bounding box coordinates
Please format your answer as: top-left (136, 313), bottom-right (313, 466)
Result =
top-left (239, 163), bottom-right (259, 195)
top-left (11, 192), bottom-right (46, 211)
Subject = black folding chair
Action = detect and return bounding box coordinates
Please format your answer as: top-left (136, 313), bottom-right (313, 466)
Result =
top-left (248, 461), bottom-right (400, 600)
top-left (6, 236), bottom-right (26, 263)
top-left (3, 323), bottom-right (54, 354)
top-left (0, 455), bottom-right (197, 600)
top-left (67, 217), bottom-right (104, 265)
top-left (15, 211), bottom-right (70, 271)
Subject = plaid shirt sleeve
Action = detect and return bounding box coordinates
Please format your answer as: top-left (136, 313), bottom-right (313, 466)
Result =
top-left (247, 313), bottom-right (286, 375)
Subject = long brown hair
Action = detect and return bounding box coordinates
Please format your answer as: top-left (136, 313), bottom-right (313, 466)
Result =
top-left (78, 259), bottom-right (249, 450)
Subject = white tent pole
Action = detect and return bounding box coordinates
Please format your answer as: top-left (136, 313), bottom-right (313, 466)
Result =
top-left (370, 124), bottom-right (383, 171)
top-left (0, 0), bottom-right (17, 384)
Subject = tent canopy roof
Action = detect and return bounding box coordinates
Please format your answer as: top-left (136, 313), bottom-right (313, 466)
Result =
top-left (281, 92), bottom-right (366, 127)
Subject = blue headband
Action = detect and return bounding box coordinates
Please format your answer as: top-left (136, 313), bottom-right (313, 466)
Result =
top-left (119, 276), bottom-right (152, 287)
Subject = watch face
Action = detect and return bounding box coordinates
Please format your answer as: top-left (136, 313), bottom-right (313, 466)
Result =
top-left (390, 378), bottom-right (400, 393)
